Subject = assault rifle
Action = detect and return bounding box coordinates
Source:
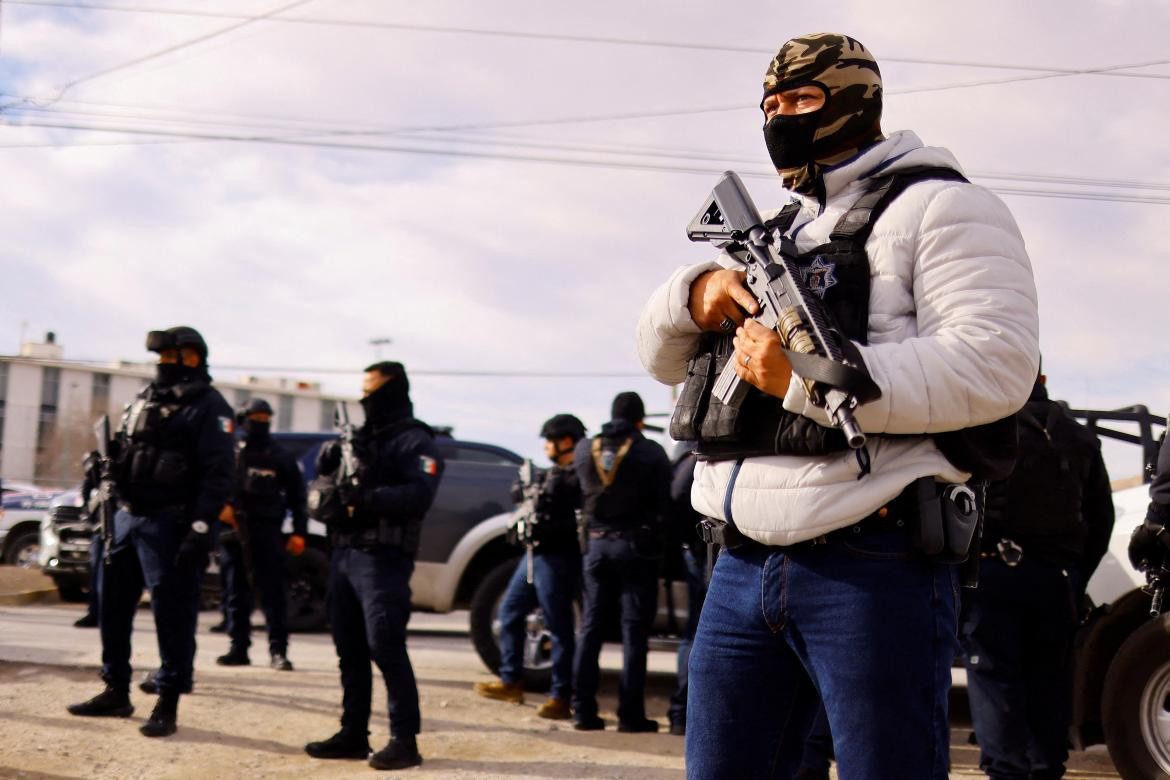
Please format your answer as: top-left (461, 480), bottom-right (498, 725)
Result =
top-left (687, 171), bottom-right (881, 449)
top-left (336, 403), bottom-right (361, 518)
top-left (91, 415), bottom-right (118, 565)
top-left (221, 438), bottom-right (256, 590)
top-left (511, 459), bottom-right (543, 584)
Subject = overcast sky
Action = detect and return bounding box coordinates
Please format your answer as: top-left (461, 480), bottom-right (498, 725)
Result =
top-left (1, 0), bottom-right (1167, 475)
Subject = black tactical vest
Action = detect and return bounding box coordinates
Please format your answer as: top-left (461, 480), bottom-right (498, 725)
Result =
top-left (115, 382), bottom-right (205, 509)
top-left (670, 167), bottom-right (1016, 479)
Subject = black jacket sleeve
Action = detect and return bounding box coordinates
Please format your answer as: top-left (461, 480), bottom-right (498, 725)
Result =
top-left (279, 448), bottom-right (309, 536)
top-left (1079, 440), bottom-right (1115, 578)
top-left (365, 429), bottom-right (445, 519)
top-left (191, 392), bottom-right (237, 523)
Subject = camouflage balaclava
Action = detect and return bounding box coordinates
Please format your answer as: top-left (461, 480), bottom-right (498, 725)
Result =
top-left (761, 33), bottom-right (884, 195)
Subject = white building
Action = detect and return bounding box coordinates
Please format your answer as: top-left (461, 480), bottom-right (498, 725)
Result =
top-left (0, 334), bottom-right (358, 488)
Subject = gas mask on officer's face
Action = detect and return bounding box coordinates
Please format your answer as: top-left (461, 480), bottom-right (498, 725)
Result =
top-left (761, 33), bottom-right (884, 195)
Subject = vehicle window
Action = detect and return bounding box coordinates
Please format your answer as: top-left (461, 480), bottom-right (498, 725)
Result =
top-left (455, 446), bottom-right (520, 466)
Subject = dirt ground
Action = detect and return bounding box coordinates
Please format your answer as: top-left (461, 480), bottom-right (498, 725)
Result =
top-left (0, 567), bottom-right (1121, 779)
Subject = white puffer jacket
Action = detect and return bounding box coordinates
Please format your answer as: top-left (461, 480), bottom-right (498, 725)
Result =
top-left (636, 130), bottom-right (1040, 546)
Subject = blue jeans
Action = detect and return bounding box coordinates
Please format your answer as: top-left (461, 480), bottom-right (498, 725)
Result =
top-left (496, 550), bottom-right (579, 700)
top-left (99, 508), bottom-right (205, 694)
top-left (329, 545), bottom-right (419, 737)
top-left (572, 535), bottom-right (659, 723)
top-left (221, 521), bottom-right (289, 655)
top-left (686, 528), bottom-right (957, 780)
top-left (960, 557), bottom-right (1079, 780)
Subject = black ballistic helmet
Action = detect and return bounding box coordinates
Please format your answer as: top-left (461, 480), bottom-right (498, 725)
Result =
top-left (540, 414), bottom-right (587, 443)
top-left (240, 398), bottom-right (274, 417)
top-left (610, 391), bottom-right (645, 424)
top-left (146, 326), bottom-right (208, 362)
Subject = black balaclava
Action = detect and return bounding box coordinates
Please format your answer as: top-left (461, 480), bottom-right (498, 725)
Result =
top-left (149, 326), bottom-right (210, 388)
top-left (761, 33), bottom-right (884, 196)
top-left (243, 417), bottom-right (271, 446)
top-left (361, 362), bottom-right (411, 427)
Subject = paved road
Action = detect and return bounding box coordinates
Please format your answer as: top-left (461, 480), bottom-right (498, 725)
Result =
top-left (0, 599), bottom-right (1122, 778)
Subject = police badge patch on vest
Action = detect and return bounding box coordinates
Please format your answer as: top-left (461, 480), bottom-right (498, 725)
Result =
top-left (801, 256), bottom-right (838, 299)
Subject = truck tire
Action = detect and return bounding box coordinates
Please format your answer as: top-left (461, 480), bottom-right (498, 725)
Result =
top-left (1103, 613), bottom-right (1170, 779)
top-left (4, 529), bottom-right (41, 568)
top-left (54, 580), bottom-right (87, 603)
top-left (468, 557), bottom-right (554, 693)
top-left (285, 546), bottom-right (329, 633)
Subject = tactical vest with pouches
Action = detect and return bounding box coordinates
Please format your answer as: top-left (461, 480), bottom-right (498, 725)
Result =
top-left (669, 166), bottom-right (1017, 480)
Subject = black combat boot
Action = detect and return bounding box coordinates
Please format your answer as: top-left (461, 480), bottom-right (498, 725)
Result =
top-left (138, 670), bottom-right (193, 695)
top-left (368, 736), bottom-right (422, 771)
top-left (269, 653), bottom-right (294, 671)
top-left (139, 691), bottom-right (179, 737)
top-left (73, 612), bottom-right (98, 628)
top-left (215, 646), bottom-right (250, 666)
top-left (304, 729), bottom-right (371, 760)
top-left (67, 686), bottom-right (133, 718)
top-left (617, 717), bottom-right (659, 733)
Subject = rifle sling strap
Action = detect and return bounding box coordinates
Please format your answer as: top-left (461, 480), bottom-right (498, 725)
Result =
top-left (591, 436), bottom-right (634, 489)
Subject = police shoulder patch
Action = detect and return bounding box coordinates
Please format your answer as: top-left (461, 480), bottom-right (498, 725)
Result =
top-left (418, 455), bottom-right (438, 475)
top-left (218, 416), bottom-right (234, 434)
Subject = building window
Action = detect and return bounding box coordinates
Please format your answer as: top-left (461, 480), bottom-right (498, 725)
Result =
top-left (320, 400), bottom-right (337, 431)
top-left (91, 373), bottom-right (111, 416)
top-left (38, 367), bottom-right (60, 451)
top-left (235, 388), bottom-right (252, 407)
top-left (278, 395), bottom-right (293, 432)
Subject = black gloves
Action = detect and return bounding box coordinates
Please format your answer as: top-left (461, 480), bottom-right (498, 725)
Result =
top-left (176, 519), bottom-right (215, 568)
top-left (1128, 511), bottom-right (1170, 571)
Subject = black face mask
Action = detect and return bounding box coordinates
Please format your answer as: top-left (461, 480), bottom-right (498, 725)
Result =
top-left (244, 420), bottom-right (271, 443)
top-left (360, 380), bottom-right (410, 426)
top-left (155, 363), bottom-right (189, 387)
top-left (763, 111), bottom-right (820, 170)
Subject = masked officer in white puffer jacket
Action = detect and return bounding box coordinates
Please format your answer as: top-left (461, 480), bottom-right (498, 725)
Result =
top-left (637, 33), bottom-right (1039, 780)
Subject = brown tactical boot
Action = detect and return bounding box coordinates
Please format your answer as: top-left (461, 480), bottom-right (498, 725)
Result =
top-left (536, 697), bottom-right (572, 720)
top-left (472, 679), bottom-right (524, 704)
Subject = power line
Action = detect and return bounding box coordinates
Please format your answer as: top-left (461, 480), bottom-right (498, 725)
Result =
top-left (54, 357), bottom-right (648, 378)
top-left (6, 0), bottom-right (1170, 83)
top-left (6, 115), bottom-right (1170, 205)
top-left (9, 98), bottom-right (1170, 195)
top-left (0, 0), bottom-right (312, 111)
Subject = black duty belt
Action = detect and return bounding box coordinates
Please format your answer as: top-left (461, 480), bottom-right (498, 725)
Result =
top-left (119, 502), bottom-right (189, 517)
top-left (587, 527), bottom-right (637, 541)
top-left (698, 486), bottom-right (915, 553)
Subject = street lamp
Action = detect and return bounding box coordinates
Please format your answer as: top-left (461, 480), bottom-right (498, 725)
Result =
top-left (369, 337), bottom-right (393, 360)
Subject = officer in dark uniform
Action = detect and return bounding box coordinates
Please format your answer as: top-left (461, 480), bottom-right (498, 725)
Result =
top-left (571, 391), bottom-right (672, 732)
top-left (304, 361), bottom-right (444, 771)
top-left (215, 398), bottom-right (308, 671)
top-left (960, 376), bottom-right (1114, 779)
top-left (665, 444), bottom-right (705, 737)
top-left (1130, 413), bottom-right (1170, 560)
top-left (474, 413), bottom-right (585, 719)
top-left (67, 326), bottom-right (235, 738)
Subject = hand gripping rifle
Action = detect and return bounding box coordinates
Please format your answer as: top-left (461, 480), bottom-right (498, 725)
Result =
top-left (687, 171), bottom-right (881, 449)
top-left (510, 459), bottom-right (543, 584)
top-left (92, 415), bottom-right (118, 565)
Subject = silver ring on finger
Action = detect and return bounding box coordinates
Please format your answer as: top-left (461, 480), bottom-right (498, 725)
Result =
top-left (742, 354), bottom-right (751, 366)
top-left (719, 317), bottom-right (735, 332)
